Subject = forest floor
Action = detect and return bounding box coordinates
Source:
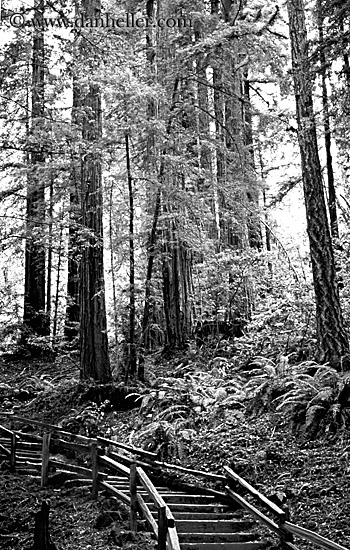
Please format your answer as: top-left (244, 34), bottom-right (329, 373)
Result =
top-left (1, 347), bottom-right (350, 550)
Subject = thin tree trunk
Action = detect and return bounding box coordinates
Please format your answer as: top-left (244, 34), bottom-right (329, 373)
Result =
top-left (24, 0), bottom-right (48, 337)
top-left (109, 183), bottom-right (119, 348)
top-left (46, 165), bottom-right (54, 328)
top-left (52, 219), bottom-right (64, 340)
top-left (287, 0), bottom-right (349, 369)
top-left (65, 16), bottom-right (81, 342)
top-left (125, 131), bottom-right (137, 381)
top-left (317, 0), bottom-right (339, 239)
top-left (257, 137), bottom-right (273, 275)
top-left (243, 72), bottom-right (262, 250)
top-left (339, 20), bottom-right (350, 86)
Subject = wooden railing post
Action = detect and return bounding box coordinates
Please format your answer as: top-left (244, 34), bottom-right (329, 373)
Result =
top-left (157, 505), bottom-right (167, 550)
top-left (130, 462), bottom-right (138, 532)
top-left (41, 432), bottom-right (51, 487)
top-left (10, 432), bottom-right (16, 472)
top-left (279, 504), bottom-right (294, 547)
top-left (9, 415), bottom-right (14, 431)
top-left (90, 440), bottom-right (99, 499)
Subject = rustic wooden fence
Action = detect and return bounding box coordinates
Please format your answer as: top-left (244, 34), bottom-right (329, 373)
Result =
top-left (0, 412), bottom-right (349, 550)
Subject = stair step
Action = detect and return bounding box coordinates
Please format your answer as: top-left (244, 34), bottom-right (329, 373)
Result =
top-left (0, 439), bottom-right (41, 449)
top-left (16, 444), bottom-right (42, 450)
top-left (14, 457), bottom-right (41, 462)
top-left (179, 543), bottom-right (264, 550)
top-left (179, 533), bottom-right (256, 543)
top-left (15, 468), bottom-right (41, 475)
top-left (141, 494), bottom-right (217, 504)
top-left (109, 484), bottom-right (170, 492)
top-left (165, 504), bottom-right (231, 513)
top-left (176, 520), bottom-right (255, 533)
top-left (18, 454), bottom-right (43, 459)
top-left (158, 512), bottom-right (241, 520)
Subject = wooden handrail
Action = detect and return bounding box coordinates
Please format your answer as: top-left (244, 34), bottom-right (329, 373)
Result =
top-left (3, 417), bottom-right (348, 550)
top-left (0, 414), bottom-right (93, 443)
top-left (49, 458), bottom-right (107, 479)
top-left (135, 466), bottom-right (177, 550)
top-left (51, 438), bottom-right (90, 455)
top-left (97, 455), bottom-right (129, 476)
top-left (99, 481), bottom-right (131, 505)
top-left (0, 423), bottom-right (14, 437)
top-left (108, 449), bottom-right (160, 472)
top-left (136, 466), bottom-right (168, 510)
top-left (0, 442), bottom-right (11, 457)
top-left (224, 465), bottom-right (286, 519)
top-left (284, 522), bottom-right (350, 550)
top-left (167, 527), bottom-right (181, 550)
top-left (154, 460), bottom-right (226, 481)
top-left (3, 414), bottom-right (157, 460)
top-left (137, 494), bottom-right (158, 534)
top-left (98, 435), bottom-right (157, 459)
top-left (226, 486), bottom-right (282, 536)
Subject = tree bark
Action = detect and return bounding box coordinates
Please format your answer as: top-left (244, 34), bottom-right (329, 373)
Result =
top-left (24, 0), bottom-right (48, 337)
top-left (242, 72), bottom-right (262, 250)
top-left (287, 0), bottom-right (349, 369)
top-left (79, 0), bottom-right (111, 382)
top-left (317, 0), bottom-right (339, 240)
top-left (65, 75), bottom-right (81, 342)
top-left (162, 223), bottom-right (190, 351)
top-left (125, 131), bottom-right (137, 380)
top-left (139, 78), bottom-right (180, 371)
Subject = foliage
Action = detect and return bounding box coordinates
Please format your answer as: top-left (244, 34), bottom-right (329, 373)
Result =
top-left (246, 359), bottom-right (350, 437)
top-left (62, 400), bottom-right (111, 437)
top-left (125, 360), bottom-right (247, 459)
top-left (245, 258), bottom-right (316, 361)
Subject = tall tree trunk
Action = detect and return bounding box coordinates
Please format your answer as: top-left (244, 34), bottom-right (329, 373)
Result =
top-left (137, 0), bottom-right (157, 380)
top-left (161, 71), bottom-right (195, 352)
top-left (46, 165), bottom-right (54, 325)
top-left (317, 0), bottom-right (339, 239)
top-left (79, 0), bottom-right (111, 382)
top-left (23, 0), bottom-right (48, 337)
top-left (287, 0), bottom-right (349, 369)
top-left (109, 183), bottom-right (119, 348)
top-left (162, 220), bottom-right (192, 351)
top-left (52, 217), bottom-right (64, 340)
top-left (242, 72), bottom-right (262, 250)
top-left (139, 78), bottom-right (180, 372)
top-left (125, 131), bottom-right (137, 380)
top-left (65, 4), bottom-right (81, 342)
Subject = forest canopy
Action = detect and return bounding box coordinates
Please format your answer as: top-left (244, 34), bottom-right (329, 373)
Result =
top-left (0, 0), bottom-right (350, 380)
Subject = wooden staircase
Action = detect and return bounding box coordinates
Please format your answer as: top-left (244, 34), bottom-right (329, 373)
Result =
top-left (1, 416), bottom-right (349, 550)
top-left (106, 475), bottom-right (263, 550)
top-left (0, 433), bottom-right (42, 476)
top-left (0, 432), bottom-right (264, 550)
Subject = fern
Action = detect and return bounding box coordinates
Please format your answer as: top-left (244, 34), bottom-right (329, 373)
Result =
top-left (155, 404), bottom-right (191, 422)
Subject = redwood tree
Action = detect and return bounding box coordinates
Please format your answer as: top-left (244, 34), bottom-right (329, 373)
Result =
top-left (287, 0), bottom-right (349, 369)
top-left (79, 0), bottom-right (111, 381)
top-left (24, 0), bottom-right (49, 337)
top-left (65, 75), bottom-right (81, 342)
